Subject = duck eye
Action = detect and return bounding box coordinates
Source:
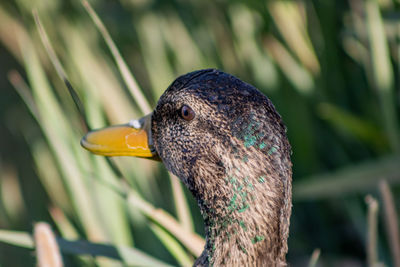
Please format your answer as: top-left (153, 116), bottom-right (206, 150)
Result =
top-left (180, 105), bottom-right (195, 121)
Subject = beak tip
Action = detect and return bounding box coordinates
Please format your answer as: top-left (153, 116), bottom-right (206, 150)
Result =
top-left (80, 134), bottom-right (89, 150)
top-left (80, 133), bottom-right (97, 153)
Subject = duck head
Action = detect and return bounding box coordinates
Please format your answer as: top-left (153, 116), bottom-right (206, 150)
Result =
top-left (81, 69), bottom-right (292, 266)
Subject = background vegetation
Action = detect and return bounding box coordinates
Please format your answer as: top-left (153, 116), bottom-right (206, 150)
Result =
top-left (0, 0), bottom-right (399, 266)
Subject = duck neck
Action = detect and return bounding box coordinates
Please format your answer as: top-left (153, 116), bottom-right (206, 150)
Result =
top-left (192, 153), bottom-right (292, 266)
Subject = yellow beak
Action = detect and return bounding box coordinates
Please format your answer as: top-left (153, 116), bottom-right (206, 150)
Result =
top-left (81, 114), bottom-right (159, 160)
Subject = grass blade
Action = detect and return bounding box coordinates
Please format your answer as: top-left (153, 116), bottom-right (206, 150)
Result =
top-left (159, 14), bottom-right (207, 71)
top-left (0, 166), bottom-right (26, 224)
top-left (59, 240), bottom-right (173, 266)
top-left (25, 20), bottom-right (134, 247)
top-left (126, 190), bottom-right (205, 257)
top-left (169, 173), bottom-right (194, 233)
top-left (8, 70), bottom-right (40, 120)
top-left (150, 223), bottom-right (193, 266)
top-left (229, 4), bottom-right (278, 91)
top-left (34, 222), bottom-right (63, 267)
top-left (82, 0), bottom-right (152, 114)
top-left (0, 229), bottom-right (172, 266)
top-left (365, 195), bottom-right (379, 266)
top-left (264, 35), bottom-right (314, 94)
top-left (294, 156), bottom-right (400, 200)
top-left (379, 180), bottom-right (400, 266)
top-left (49, 207), bottom-right (80, 240)
top-left (308, 248), bottom-right (321, 267)
top-left (136, 13), bottom-right (175, 96)
top-left (0, 4), bottom-right (26, 62)
top-left (32, 142), bottom-right (71, 213)
top-left (68, 166), bottom-right (203, 256)
top-left (20, 34), bottom-right (107, 241)
top-left (33, 10), bottom-right (89, 132)
top-left (365, 0), bottom-right (400, 153)
top-left (62, 24), bottom-right (138, 123)
top-left (268, 1), bottom-right (320, 75)
top-left (318, 102), bottom-right (386, 150)
top-left (0, 230), bottom-right (34, 248)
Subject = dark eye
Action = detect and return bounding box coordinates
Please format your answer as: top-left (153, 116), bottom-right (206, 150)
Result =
top-left (180, 105), bottom-right (195, 121)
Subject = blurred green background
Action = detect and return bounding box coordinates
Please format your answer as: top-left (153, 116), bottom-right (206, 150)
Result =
top-left (0, 0), bottom-right (399, 266)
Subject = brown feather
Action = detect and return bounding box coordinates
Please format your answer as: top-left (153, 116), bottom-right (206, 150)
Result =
top-left (151, 69), bottom-right (292, 266)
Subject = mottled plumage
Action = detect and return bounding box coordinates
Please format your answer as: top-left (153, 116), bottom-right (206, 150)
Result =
top-left (151, 69), bottom-right (292, 266)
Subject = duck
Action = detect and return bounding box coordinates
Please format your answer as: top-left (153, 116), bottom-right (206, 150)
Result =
top-left (81, 69), bottom-right (292, 266)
